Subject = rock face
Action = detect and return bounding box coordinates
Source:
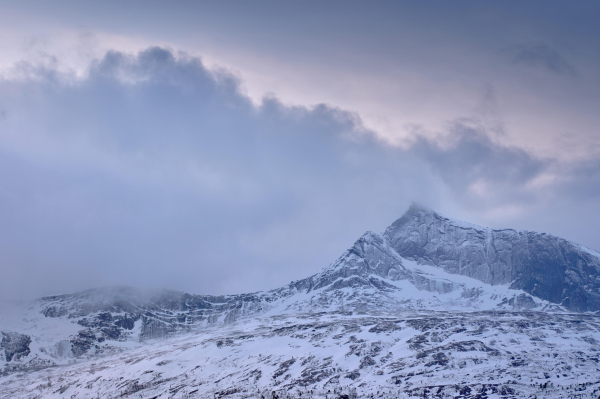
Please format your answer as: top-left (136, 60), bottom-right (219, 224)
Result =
top-left (293, 231), bottom-right (462, 298)
top-left (40, 286), bottom-right (269, 342)
top-left (1, 332), bottom-right (31, 362)
top-left (288, 231), bottom-right (442, 295)
top-left (384, 204), bottom-right (600, 311)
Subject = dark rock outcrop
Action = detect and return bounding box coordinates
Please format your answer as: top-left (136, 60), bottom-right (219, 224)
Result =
top-left (1, 332), bottom-right (31, 362)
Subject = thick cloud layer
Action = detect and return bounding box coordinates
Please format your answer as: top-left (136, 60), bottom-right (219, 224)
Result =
top-left (0, 48), bottom-right (598, 300)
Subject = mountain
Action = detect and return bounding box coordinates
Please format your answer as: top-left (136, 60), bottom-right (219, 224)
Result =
top-left (1, 204), bottom-right (600, 398)
top-left (385, 204), bottom-right (600, 311)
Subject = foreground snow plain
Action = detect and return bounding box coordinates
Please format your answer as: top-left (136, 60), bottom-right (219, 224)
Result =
top-left (2, 310), bottom-right (600, 398)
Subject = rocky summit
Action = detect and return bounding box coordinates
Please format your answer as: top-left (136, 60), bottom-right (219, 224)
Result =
top-left (385, 204), bottom-right (600, 311)
top-left (1, 205), bottom-right (600, 398)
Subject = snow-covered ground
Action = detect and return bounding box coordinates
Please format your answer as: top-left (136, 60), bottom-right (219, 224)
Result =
top-left (1, 310), bottom-right (599, 398)
top-left (2, 205), bottom-right (600, 398)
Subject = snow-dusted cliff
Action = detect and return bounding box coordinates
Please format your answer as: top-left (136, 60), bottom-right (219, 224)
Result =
top-left (385, 204), bottom-right (600, 311)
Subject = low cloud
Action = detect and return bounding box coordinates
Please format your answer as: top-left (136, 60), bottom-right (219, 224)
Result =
top-left (411, 123), bottom-right (550, 209)
top-left (0, 47), bottom-right (597, 300)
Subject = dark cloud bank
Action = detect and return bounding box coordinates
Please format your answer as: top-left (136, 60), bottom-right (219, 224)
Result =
top-left (0, 47), bottom-right (598, 300)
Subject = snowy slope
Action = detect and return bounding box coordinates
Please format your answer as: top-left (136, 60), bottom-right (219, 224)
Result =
top-left (1, 205), bottom-right (600, 398)
top-left (1, 311), bottom-right (599, 398)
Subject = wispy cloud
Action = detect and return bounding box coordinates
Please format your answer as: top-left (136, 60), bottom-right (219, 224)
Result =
top-left (504, 44), bottom-right (578, 77)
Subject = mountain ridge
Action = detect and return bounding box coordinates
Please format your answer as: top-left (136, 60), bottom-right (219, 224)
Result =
top-left (384, 203), bottom-right (600, 311)
top-left (26, 203), bottom-right (600, 313)
top-left (1, 204), bottom-right (599, 392)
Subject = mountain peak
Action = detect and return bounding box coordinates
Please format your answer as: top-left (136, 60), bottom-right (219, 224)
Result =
top-left (381, 204), bottom-right (600, 311)
top-left (405, 201), bottom-right (435, 215)
top-left (386, 203), bottom-right (489, 237)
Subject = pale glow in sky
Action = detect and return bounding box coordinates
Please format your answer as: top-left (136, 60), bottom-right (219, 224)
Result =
top-left (2, 4), bottom-right (599, 161)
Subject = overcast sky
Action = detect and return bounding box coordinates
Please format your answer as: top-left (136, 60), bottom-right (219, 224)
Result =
top-left (0, 1), bottom-right (599, 300)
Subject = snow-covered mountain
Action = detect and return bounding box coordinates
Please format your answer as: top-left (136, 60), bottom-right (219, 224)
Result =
top-left (1, 204), bottom-right (600, 398)
top-left (385, 204), bottom-right (600, 311)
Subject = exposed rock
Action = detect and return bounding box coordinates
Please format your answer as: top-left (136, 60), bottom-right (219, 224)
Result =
top-left (384, 203), bottom-right (600, 311)
top-left (0, 332), bottom-right (31, 362)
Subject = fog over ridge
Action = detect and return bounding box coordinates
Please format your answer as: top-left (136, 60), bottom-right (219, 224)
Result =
top-left (0, 46), bottom-right (599, 301)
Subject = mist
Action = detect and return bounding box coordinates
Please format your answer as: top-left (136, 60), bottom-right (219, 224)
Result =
top-left (0, 47), bottom-right (599, 301)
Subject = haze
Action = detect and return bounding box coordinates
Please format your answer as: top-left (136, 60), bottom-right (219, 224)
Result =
top-left (0, 1), bottom-right (599, 300)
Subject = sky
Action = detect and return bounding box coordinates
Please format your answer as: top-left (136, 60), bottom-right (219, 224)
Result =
top-left (0, 1), bottom-right (599, 300)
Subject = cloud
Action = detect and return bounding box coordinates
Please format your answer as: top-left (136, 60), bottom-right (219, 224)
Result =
top-left (504, 44), bottom-right (578, 77)
top-left (0, 47), bottom-right (441, 299)
top-left (411, 122), bottom-right (550, 209)
top-left (553, 159), bottom-right (600, 199)
top-left (0, 47), bottom-right (598, 301)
